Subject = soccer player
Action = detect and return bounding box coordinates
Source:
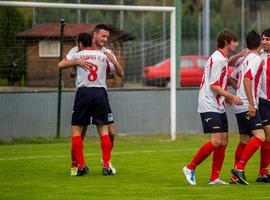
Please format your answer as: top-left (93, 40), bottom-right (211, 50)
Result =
top-left (256, 27), bottom-right (270, 183)
top-left (183, 28), bottom-right (242, 185)
top-left (230, 30), bottom-right (265, 185)
top-left (58, 28), bottom-right (124, 176)
top-left (65, 29), bottom-right (117, 175)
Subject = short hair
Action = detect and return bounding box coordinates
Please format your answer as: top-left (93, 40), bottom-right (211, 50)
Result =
top-left (217, 28), bottom-right (239, 49)
top-left (93, 24), bottom-right (111, 33)
top-left (246, 30), bottom-right (260, 50)
top-left (77, 32), bottom-right (92, 47)
top-left (261, 27), bottom-right (270, 38)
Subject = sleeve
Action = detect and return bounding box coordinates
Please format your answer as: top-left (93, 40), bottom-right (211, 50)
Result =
top-left (106, 60), bottom-right (115, 75)
top-left (209, 59), bottom-right (224, 86)
top-left (230, 67), bottom-right (239, 81)
top-left (235, 57), bottom-right (244, 68)
top-left (65, 46), bottom-right (79, 61)
top-left (244, 56), bottom-right (262, 80)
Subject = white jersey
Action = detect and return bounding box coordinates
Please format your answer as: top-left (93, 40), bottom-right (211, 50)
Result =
top-left (198, 50), bottom-right (229, 113)
top-left (66, 47), bottom-right (115, 89)
top-left (233, 52), bottom-right (263, 113)
top-left (65, 46), bottom-right (116, 89)
top-left (260, 51), bottom-right (270, 101)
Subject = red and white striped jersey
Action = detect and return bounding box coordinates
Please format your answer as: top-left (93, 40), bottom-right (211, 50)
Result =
top-left (66, 47), bottom-right (115, 89)
top-left (198, 49), bottom-right (229, 113)
top-left (232, 52), bottom-right (263, 113)
top-left (260, 51), bottom-right (270, 101)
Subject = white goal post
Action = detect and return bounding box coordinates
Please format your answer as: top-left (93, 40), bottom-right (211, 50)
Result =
top-left (0, 1), bottom-right (177, 140)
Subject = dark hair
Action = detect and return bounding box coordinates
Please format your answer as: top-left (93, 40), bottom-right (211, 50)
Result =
top-left (262, 27), bottom-right (270, 38)
top-left (77, 32), bottom-right (92, 47)
top-left (93, 23), bottom-right (111, 33)
top-left (246, 30), bottom-right (260, 50)
top-left (217, 28), bottom-right (239, 49)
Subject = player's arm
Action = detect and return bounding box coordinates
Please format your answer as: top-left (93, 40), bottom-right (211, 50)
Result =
top-left (229, 68), bottom-right (239, 90)
top-left (243, 76), bottom-right (255, 118)
top-left (103, 51), bottom-right (124, 78)
top-left (58, 58), bottom-right (90, 71)
top-left (209, 60), bottom-right (242, 105)
top-left (210, 84), bottom-right (242, 105)
top-left (228, 48), bottom-right (250, 66)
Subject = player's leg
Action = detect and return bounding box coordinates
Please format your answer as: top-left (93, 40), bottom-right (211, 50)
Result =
top-left (257, 125), bottom-right (270, 182)
top-left (209, 132), bottom-right (229, 185)
top-left (232, 114), bottom-right (265, 184)
top-left (257, 98), bottom-right (270, 182)
top-left (70, 87), bottom-right (92, 176)
top-left (81, 126), bottom-right (88, 140)
top-left (183, 112), bottom-right (226, 185)
top-left (108, 123), bottom-right (116, 148)
top-left (71, 125), bottom-right (89, 176)
top-left (230, 134), bottom-right (250, 184)
top-left (96, 125), bottom-right (113, 175)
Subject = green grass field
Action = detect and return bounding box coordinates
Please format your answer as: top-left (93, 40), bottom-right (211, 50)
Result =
top-left (0, 133), bottom-right (270, 199)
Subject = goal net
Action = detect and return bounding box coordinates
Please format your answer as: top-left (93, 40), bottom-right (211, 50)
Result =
top-left (0, 1), bottom-right (177, 140)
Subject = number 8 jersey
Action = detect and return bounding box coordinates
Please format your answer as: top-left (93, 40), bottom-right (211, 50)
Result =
top-left (198, 50), bottom-right (229, 113)
top-left (66, 47), bottom-right (115, 89)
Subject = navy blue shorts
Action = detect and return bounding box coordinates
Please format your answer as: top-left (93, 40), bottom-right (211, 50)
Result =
top-left (200, 112), bottom-right (228, 134)
top-left (235, 110), bottom-right (263, 135)
top-left (259, 98), bottom-right (270, 126)
top-left (72, 87), bottom-right (114, 126)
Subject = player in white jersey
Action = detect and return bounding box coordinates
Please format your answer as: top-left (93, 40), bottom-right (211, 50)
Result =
top-left (183, 28), bottom-right (242, 185)
top-left (58, 26), bottom-right (123, 176)
top-left (65, 32), bottom-right (117, 175)
top-left (256, 28), bottom-right (270, 183)
top-left (230, 30), bottom-right (265, 185)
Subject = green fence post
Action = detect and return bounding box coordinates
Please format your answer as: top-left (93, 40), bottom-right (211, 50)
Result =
top-left (57, 19), bottom-right (65, 138)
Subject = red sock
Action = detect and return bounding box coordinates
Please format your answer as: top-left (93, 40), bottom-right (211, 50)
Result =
top-left (259, 141), bottom-right (270, 176)
top-left (71, 148), bottom-right (78, 168)
top-left (210, 145), bottom-right (226, 181)
top-left (101, 134), bottom-right (112, 168)
top-left (234, 142), bottom-right (246, 166)
top-left (72, 135), bottom-right (85, 169)
top-left (187, 141), bottom-right (215, 170)
top-left (236, 137), bottom-right (263, 170)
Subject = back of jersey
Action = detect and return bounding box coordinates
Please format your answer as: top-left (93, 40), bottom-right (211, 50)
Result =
top-left (233, 52), bottom-right (263, 113)
top-left (72, 49), bottom-right (110, 89)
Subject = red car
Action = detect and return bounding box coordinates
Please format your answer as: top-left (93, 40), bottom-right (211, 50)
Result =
top-left (143, 55), bottom-right (234, 87)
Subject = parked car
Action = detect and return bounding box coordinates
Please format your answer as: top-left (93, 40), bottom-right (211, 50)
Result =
top-left (143, 55), bottom-right (234, 87)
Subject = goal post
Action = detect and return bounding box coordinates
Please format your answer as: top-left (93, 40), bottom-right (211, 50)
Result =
top-left (0, 1), bottom-right (177, 140)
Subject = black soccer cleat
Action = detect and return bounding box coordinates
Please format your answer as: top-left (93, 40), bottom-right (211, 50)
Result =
top-left (102, 167), bottom-right (113, 176)
top-left (256, 174), bottom-right (270, 183)
top-left (76, 166), bottom-right (89, 176)
top-left (231, 168), bottom-right (249, 185)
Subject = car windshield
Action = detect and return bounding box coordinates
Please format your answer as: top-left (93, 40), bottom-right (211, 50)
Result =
top-left (197, 58), bottom-right (208, 68)
top-left (180, 59), bottom-right (193, 68)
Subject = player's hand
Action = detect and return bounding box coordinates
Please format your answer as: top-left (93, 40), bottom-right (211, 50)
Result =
top-left (75, 60), bottom-right (91, 71)
top-left (247, 104), bottom-right (256, 118)
top-left (103, 51), bottom-right (118, 66)
top-left (229, 95), bottom-right (243, 105)
top-left (239, 48), bottom-right (251, 57)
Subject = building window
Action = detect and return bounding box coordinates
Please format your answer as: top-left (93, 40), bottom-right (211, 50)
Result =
top-left (39, 40), bottom-right (60, 57)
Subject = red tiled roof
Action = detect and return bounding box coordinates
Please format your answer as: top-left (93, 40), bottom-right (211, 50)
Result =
top-left (17, 23), bottom-right (95, 38)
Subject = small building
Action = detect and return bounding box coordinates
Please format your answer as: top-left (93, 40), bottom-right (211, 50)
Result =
top-left (17, 23), bottom-right (131, 87)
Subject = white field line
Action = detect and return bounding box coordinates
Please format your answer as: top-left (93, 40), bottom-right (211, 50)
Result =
top-left (0, 148), bottom-right (197, 161)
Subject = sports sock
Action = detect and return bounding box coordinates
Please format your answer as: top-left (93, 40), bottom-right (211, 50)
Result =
top-left (101, 134), bottom-right (112, 168)
top-left (71, 148), bottom-right (78, 168)
top-left (259, 141), bottom-right (270, 176)
top-left (234, 142), bottom-right (246, 166)
top-left (236, 137), bottom-right (263, 170)
top-left (187, 141), bottom-right (215, 170)
top-left (210, 145), bottom-right (226, 181)
top-left (72, 135), bottom-right (85, 169)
